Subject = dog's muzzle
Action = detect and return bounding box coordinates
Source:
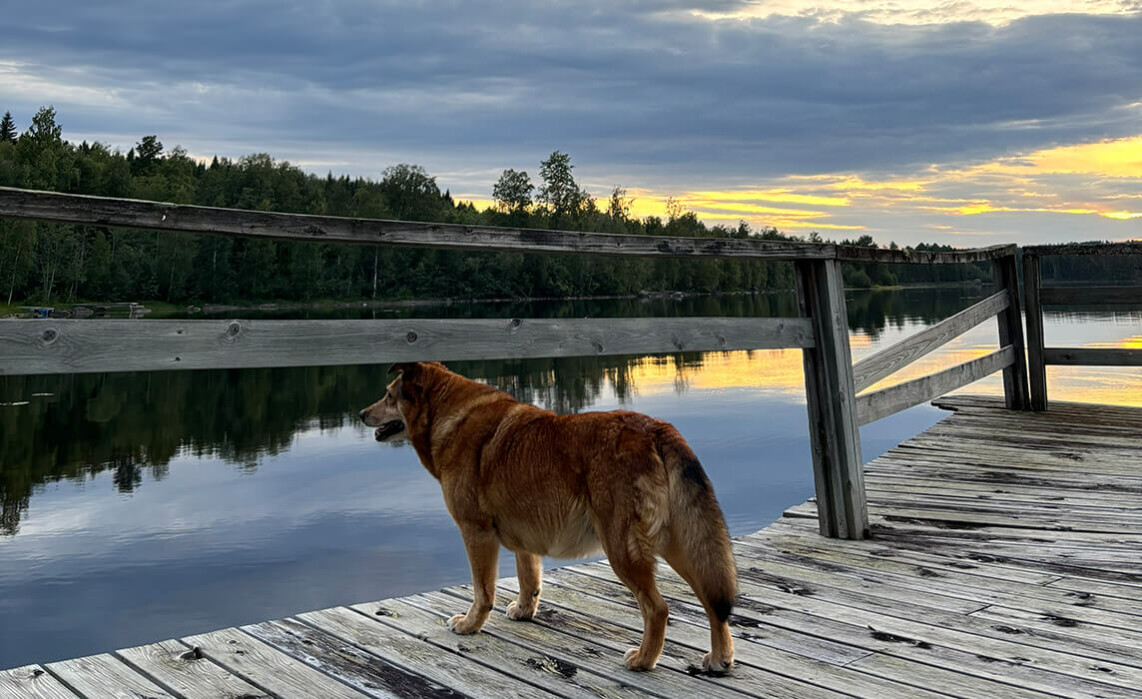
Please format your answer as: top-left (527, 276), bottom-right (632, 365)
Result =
top-left (374, 420), bottom-right (405, 441)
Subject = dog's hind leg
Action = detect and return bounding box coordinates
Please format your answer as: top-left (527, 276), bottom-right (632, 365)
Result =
top-left (663, 542), bottom-right (734, 674)
top-left (507, 551), bottom-right (542, 621)
top-left (448, 527), bottom-right (500, 635)
top-left (597, 520), bottom-right (668, 671)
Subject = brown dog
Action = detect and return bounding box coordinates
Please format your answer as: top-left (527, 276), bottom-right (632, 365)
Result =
top-left (360, 361), bottom-right (736, 672)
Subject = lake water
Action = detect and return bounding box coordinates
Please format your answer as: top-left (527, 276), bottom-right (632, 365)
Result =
top-left (1, 288), bottom-right (1139, 668)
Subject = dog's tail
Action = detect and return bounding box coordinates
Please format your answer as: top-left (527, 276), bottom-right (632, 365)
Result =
top-left (656, 424), bottom-right (737, 623)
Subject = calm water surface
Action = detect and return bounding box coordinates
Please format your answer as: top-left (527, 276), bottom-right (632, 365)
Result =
top-left (1, 288), bottom-right (1139, 667)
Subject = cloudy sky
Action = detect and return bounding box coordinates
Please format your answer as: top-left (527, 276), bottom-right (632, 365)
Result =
top-left (2, 0), bottom-right (1140, 246)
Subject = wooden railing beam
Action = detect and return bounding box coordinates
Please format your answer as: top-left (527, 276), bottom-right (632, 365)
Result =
top-left (0, 316), bottom-right (815, 376)
top-left (1039, 285), bottom-right (1142, 307)
top-left (855, 346), bottom-right (1016, 425)
top-left (852, 290), bottom-right (1009, 393)
top-left (1043, 348), bottom-right (1142, 366)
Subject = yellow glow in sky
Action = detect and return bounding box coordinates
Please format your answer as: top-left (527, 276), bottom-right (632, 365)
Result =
top-left (687, 1), bottom-right (1138, 26)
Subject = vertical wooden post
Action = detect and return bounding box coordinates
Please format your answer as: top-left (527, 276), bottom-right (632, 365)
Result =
top-left (994, 253), bottom-right (1030, 410)
top-left (795, 259), bottom-right (868, 540)
top-left (1023, 253), bottom-right (1047, 411)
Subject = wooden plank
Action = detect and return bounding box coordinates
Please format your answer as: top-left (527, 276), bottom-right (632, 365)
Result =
top-left (564, 563), bottom-right (1142, 698)
top-left (858, 288), bottom-right (1009, 392)
top-left (1043, 347), bottom-right (1142, 366)
top-left (0, 186), bottom-right (1018, 265)
top-left (835, 243), bottom-right (1018, 264)
top-left (491, 579), bottom-right (957, 699)
top-left (0, 315), bottom-right (814, 376)
top-left (1040, 284), bottom-right (1142, 306)
top-left (343, 596), bottom-right (647, 699)
top-left (299, 605), bottom-right (557, 699)
top-left (1023, 241), bottom-right (1142, 257)
top-left (737, 537), bottom-right (1142, 630)
top-left (795, 258), bottom-right (867, 539)
top-left (408, 590), bottom-right (783, 699)
top-left (0, 666), bottom-right (78, 699)
top-left (1022, 254), bottom-right (1048, 411)
top-left (993, 256), bottom-right (1029, 410)
top-left (856, 346), bottom-right (1015, 425)
top-left (44, 654), bottom-right (176, 699)
top-left (853, 290), bottom-right (1009, 392)
top-left (115, 639), bottom-right (269, 698)
top-left (181, 626), bottom-right (368, 698)
top-left (243, 617), bottom-right (469, 699)
top-left (0, 186), bottom-right (836, 260)
top-left (496, 574), bottom-right (871, 667)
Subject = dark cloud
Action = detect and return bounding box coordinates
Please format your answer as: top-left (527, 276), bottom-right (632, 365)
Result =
top-left (1, 2), bottom-right (1140, 189)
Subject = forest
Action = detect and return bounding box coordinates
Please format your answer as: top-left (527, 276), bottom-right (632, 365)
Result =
top-left (2, 106), bottom-right (1121, 310)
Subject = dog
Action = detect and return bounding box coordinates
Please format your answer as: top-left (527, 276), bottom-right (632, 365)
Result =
top-left (359, 361), bottom-right (736, 672)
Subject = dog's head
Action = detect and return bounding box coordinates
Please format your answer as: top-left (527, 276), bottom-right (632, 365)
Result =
top-left (359, 362), bottom-right (437, 443)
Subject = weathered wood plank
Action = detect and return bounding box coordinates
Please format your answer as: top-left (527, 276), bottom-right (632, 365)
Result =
top-left (0, 186), bottom-right (836, 260)
top-left (796, 258), bottom-right (867, 539)
top-left (0, 315), bottom-right (814, 376)
top-left (0, 666), bottom-right (78, 699)
top-left (115, 639), bottom-right (269, 698)
top-left (492, 578), bottom-right (955, 699)
top-left (1022, 254), bottom-right (1048, 411)
top-left (350, 595), bottom-right (648, 699)
top-left (856, 346), bottom-right (1015, 425)
top-left (993, 256), bottom-right (1030, 410)
top-left (1040, 284), bottom-right (1142, 306)
top-left (44, 654), bottom-right (176, 699)
top-left (243, 618), bottom-right (469, 699)
top-left (1043, 347), bottom-right (1142, 366)
top-left (835, 243), bottom-right (1018, 264)
top-left (853, 290), bottom-right (1008, 392)
top-left (0, 186), bottom-right (1020, 264)
top-left (564, 562), bottom-right (1142, 698)
top-left (409, 589), bottom-right (782, 699)
top-left (1023, 241), bottom-right (1142, 257)
top-left (299, 605), bottom-right (556, 699)
top-left (180, 626), bottom-right (368, 698)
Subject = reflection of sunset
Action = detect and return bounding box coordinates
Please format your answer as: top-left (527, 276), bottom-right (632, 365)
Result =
top-left (619, 318), bottom-right (1142, 410)
top-left (618, 350), bottom-right (809, 400)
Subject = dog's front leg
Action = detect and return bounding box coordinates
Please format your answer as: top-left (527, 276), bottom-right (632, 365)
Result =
top-left (448, 527), bottom-right (500, 634)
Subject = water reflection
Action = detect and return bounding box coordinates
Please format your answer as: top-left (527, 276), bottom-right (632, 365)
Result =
top-left (0, 289), bottom-right (1139, 667)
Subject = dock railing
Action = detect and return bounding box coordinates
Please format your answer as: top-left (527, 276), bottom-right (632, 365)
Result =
top-left (1022, 242), bottom-right (1142, 411)
top-left (1, 186), bottom-right (1032, 539)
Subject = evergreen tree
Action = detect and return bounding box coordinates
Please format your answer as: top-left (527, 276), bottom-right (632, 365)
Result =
top-left (0, 111), bottom-right (16, 142)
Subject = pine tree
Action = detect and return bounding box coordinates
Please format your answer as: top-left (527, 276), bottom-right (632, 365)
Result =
top-left (0, 111), bottom-right (16, 142)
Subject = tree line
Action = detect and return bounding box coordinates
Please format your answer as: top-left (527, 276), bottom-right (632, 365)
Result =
top-left (1, 106), bottom-right (1020, 308)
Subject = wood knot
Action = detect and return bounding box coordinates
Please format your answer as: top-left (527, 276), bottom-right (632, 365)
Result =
top-left (227, 322), bottom-right (241, 337)
top-left (406, 331), bottom-right (418, 343)
top-left (40, 328), bottom-right (58, 344)
top-left (510, 318), bottom-right (522, 328)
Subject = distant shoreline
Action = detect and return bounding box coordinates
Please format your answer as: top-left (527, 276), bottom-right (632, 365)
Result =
top-left (2, 282), bottom-right (988, 319)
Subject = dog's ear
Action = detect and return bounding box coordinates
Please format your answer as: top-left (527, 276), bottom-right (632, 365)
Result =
top-left (388, 362), bottom-right (420, 380)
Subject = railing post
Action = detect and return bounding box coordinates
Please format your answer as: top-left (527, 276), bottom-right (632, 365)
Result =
top-left (994, 253), bottom-right (1030, 410)
top-left (795, 259), bottom-right (868, 540)
top-left (1023, 253), bottom-right (1047, 411)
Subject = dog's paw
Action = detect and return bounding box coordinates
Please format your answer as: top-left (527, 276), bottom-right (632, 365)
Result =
top-left (447, 614), bottom-right (482, 635)
top-left (506, 600), bottom-right (536, 621)
top-left (701, 650), bottom-right (734, 675)
top-left (623, 647), bottom-right (658, 671)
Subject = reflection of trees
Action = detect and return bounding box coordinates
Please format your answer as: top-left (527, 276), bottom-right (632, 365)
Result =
top-left (2, 290), bottom-right (967, 533)
top-left (845, 287), bottom-right (991, 340)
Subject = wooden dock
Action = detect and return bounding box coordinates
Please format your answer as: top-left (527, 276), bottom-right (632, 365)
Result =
top-left (3, 395), bottom-right (1140, 698)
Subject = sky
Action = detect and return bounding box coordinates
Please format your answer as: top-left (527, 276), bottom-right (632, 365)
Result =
top-left (1, 0), bottom-right (1140, 247)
